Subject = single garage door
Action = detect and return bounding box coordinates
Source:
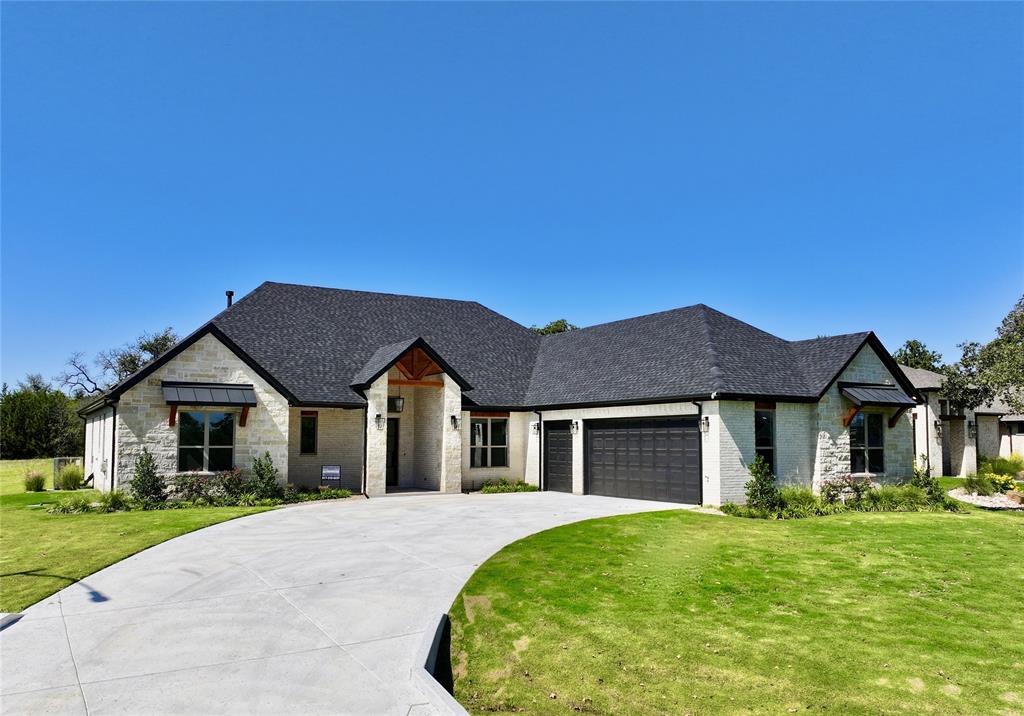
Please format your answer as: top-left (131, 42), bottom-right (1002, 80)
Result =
top-left (544, 421), bottom-right (573, 493)
top-left (585, 417), bottom-right (701, 504)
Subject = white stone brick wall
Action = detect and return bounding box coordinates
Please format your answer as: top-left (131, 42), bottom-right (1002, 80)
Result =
top-left (115, 333), bottom-right (290, 485)
top-left (717, 401), bottom-right (755, 504)
top-left (461, 411), bottom-right (531, 491)
top-left (439, 374), bottom-right (463, 493)
top-left (413, 379), bottom-right (443, 491)
top-left (287, 407), bottom-right (364, 492)
top-left (774, 402), bottom-right (815, 488)
top-left (812, 345), bottom-right (914, 488)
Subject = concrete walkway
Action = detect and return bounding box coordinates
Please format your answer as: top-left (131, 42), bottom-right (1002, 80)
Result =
top-left (0, 492), bottom-right (687, 715)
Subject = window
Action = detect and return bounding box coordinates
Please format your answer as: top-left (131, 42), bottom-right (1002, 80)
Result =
top-left (850, 412), bottom-right (884, 474)
top-left (470, 417), bottom-right (508, 468)
top-left (178, 411), bottom-right (234, 472)
top-left (754, 406), bottom-right (775, 474)
top-left (300, 412), bottom-right (317, 455)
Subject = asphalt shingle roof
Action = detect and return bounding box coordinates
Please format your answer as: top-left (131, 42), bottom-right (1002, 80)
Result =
top-left (100, 282), bottom-right (901, 410)
top-left (897, 364), bottom-right (945, 392)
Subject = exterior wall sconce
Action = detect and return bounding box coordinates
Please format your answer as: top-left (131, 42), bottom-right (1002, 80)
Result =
top-left (933, 419), bottom-right (942, 436)
top-left (374, 413), bottom-right (385, 430)
top-left (569, 420), bottom-right (579, 435)
top-left (968, 420), bottom-right (976, 439)
top-left (701, 416), bottom-right (710, 433)
top-left (531, 422), bottom-right (540, 435)
top-left (450, 414), bottom-right (462, 430)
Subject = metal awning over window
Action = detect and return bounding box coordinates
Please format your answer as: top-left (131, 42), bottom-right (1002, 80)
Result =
top-left (162, 382), bottom-right (257, 407)
top-left (839, 383), bottom-right (916, 408)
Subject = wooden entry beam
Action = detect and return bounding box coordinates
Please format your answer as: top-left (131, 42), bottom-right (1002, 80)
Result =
top-left (390, 378), bottom-right (443, 388)
top-left (842, 406), bottom-right (860, 427)
top-left (888, 406), bottom-right (909, 429)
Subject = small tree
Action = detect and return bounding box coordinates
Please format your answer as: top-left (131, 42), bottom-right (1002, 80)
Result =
top-left (128, 448), bottom-right (166, 503)
top-left (529, 319), bottom-right (579, 335)
top-left (744, 455), bottom-right (780, 512)
top-left (250, 452), bottom-right (282, 499)
top-left (892, 340), bottom-right (943, 371)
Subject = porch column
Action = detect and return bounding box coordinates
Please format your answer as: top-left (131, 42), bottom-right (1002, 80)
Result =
top-left (439, 373), bottom-right (463, 494)
top-left (365, 373), bottom-right (388, 496)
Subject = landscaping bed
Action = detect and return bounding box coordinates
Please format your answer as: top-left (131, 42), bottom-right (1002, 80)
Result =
top-left (450, 507), bottom-right (1024, 715)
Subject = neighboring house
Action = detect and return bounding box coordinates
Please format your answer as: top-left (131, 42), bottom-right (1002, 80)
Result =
top-left (898, 364), bottom-right (1021, 476)
top-left (81, 282), bottom-right (920, 505)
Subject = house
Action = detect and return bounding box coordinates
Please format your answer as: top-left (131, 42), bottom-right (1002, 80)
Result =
top-left (80, 282), bottom-right (921, 505)
top-left (899, 364), bottom-right (1022, 476)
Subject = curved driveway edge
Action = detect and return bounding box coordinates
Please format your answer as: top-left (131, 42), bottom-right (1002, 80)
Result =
top-left (0, 492), bottom-right (689, 715)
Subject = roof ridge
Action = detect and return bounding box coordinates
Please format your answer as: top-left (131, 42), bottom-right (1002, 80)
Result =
top-left (260, 280), bottom-right (483, 306)
top-left (537, 302), bottom-right (709, 340)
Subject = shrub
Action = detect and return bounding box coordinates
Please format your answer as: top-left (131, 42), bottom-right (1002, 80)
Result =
top-left (250, 452), bottom-right (282, 499)
top-left (46, 494), bottom-right (94, 514)
top-left (909, 457), bottom-right (944, 503)
top-left (96, 490), bottom-right (132, 513)
top-left (964, 473), bottom-right (995, 496)
top-left (480, 478), bottom-right (539, 494)
top-left (128, 447), bottom-right (166, 503)
top-left (283, 486), bottom-right (352, 503)
top-left (980, 453), bottom-right (1024, 478)
top-left (821, 474), bottom-right (873, 503)
top-left (56, 463), bottom-right (85, 491)
top-left (218, 467), bottom-right (249, 499)
top-left (987, 472), bottom-right (1017, 493)
top-left (23, 470), bottom-right (46, 492)
top-left (172, 472), bottom-right (226, 501)
top-left (744, 455), bottom-right (780, 511)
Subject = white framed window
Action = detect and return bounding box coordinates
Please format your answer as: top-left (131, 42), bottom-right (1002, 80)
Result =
top-left (178, 411), bottom-right (235, 472)
top-left (470, 417), bottom-right (508, 468)
top-left (850, 412), bottom-right (884, 474)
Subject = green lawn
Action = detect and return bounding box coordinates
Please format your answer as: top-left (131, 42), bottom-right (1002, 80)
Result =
top-left (0, 458), bottom-right (269, 613)
top-left (451, 500), bottom-right (1023, 715)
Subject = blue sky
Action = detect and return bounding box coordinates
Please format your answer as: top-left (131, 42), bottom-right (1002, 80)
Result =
top-left (2, 2), bottom-right (1021, 389)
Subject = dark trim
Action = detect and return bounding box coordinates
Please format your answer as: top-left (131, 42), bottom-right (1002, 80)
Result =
top-left (292, 400), bottom-right (366, 409)
top-left (361, 406), bottom-right (368, 497)
top-left (534, 410), bottom-right (543, 491)
top-left (350, 337), bottom-right (473, 392)
top-left (111, 404), bottom-right (117, 490)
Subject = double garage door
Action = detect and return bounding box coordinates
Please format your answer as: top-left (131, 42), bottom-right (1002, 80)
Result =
top-left (545, 417), bottom-right (702, 504)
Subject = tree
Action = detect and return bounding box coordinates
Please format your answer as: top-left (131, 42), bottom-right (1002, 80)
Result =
top-left (0, 375), bottom-right (84, 459)
top-left (941, 295), bottom-right (1024, 413)
top-left (58, 327), bottom-right (177, 395)
top-left (530, 319), bottom-right (579, 335)
top-left (892, 339), bottom-right (943, 371)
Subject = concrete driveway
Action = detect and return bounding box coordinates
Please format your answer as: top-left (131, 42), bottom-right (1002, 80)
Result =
top-left (0, 491), bottom-right (687, 715)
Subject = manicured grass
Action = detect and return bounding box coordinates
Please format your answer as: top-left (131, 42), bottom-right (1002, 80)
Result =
top-left (451, 506), bottom-right (1023, 715)
top-left (0, 459), bottom-right (270, 613)
top-left (1, 457), bottom-right (54, 493)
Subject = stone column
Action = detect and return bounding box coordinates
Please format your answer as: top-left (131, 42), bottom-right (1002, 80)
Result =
top-left (364, 373), bottom-right (389, 497)
top-left (439, 373), bottom-right (463, 494)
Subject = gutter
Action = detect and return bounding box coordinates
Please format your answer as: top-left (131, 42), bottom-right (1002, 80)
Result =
top-left (361, 405), bottom-right (369, 497)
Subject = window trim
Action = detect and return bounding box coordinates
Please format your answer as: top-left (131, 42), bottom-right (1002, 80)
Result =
top-left (299, 411), bottom-right (318, 455)
top-left (849, 411), bottom-right (884, 475)
top-left (469, 417), bottom-right (509, 468)
top-left (177, 410), bottom-right (235, 473)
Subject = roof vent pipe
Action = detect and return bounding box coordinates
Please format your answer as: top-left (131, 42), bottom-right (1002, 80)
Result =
top-left (225, 290), bottom-right (234, 307)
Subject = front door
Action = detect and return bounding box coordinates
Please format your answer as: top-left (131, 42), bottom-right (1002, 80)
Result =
top-left (386, 418), bottom-right (399, 487)
top-left (544, 422), bottom-right (573, 493)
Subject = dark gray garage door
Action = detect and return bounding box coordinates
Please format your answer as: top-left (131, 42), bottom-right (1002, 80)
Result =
top-left (544, 421), bottom-right (573, 493)
top-left (585, 417), bottom-right (701, 504)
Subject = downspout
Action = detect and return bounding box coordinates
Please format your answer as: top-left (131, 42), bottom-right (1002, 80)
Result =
top-left (534, 410), bottom-right (543, 491)
top-left (691, 401), bottom-right (703, 504)
top-left (924, 398), bottom-right (931, 477)
top-left (110, 404), bottom-right (117, 491)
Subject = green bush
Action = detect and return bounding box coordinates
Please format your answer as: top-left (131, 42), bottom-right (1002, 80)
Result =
top-left (46, 494), bottom-right (94, 514)
top-left (218, 468), bottom-right (249, 499)
top-left (724, 480), bottom-right (962, 520)
top-left (964, 473), bottom-right (995, 496)
top-left (744, 455), bottom-right (780, 511)
top-left (56, 463), bottom-right (85, 490)
top-left (172, 472), bottom-right (217, 501)
top-left (480, 478), bottom-right (538, 494)
top-left (23, 470), bottom-right (46, 492)
top-left (283, 487), bottom-right (352, 503)
top-left (910, 457), bottom-right (944, 503)
top-left (250, 452), bottom-right (282, 499)
top-left (980, 453), bottom-right (1024, 478)
top-left (128, 448), bottom-right (166, 503)
top-left (96, 490), bottom-right (132, 513)
top-left (987, 472), bottom-right (1017, 493)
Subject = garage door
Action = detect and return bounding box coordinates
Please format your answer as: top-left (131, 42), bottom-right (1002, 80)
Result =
top-left (544, 421), bottom-right (573, 493)
top-left (585, 417), bottom-right (701, 504)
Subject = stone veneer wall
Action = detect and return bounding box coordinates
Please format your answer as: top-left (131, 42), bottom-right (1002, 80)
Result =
top-left (462, 412), bottom-right (531, 491)
top-left (812, 345), bottom-right (914, 489)
top-left (977, 416), bottom-right (1001, 460)
top-left (287, 407), bottom-right (364, 491)
top-left (115, 333), bottom-right (290, 483)
top-left (413, 379), bottom-right (443, 490)
top-left (364, 374), bottom-right (389, 496)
